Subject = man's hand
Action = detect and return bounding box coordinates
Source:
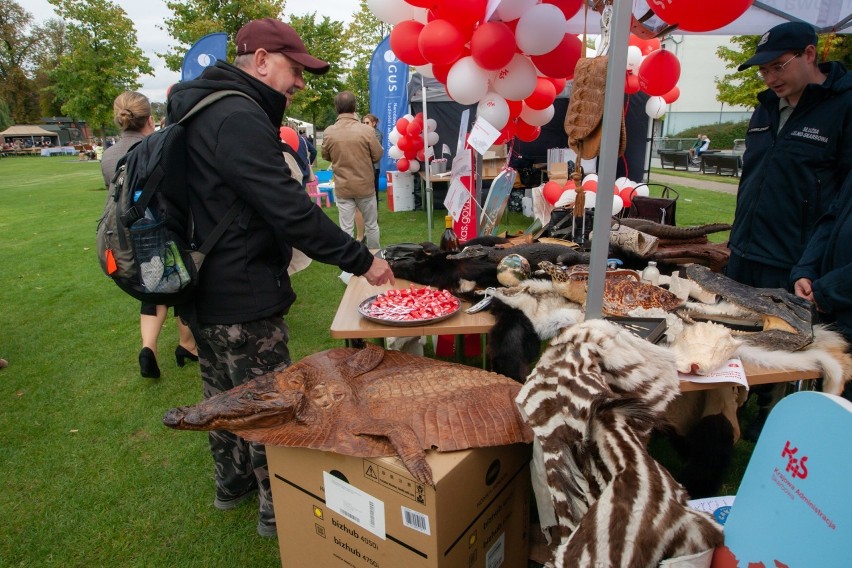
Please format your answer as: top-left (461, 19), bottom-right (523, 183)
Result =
top-left (794, 277), bottom-right (814, 302)
top-left (363, 257), bottom-right (395, 286)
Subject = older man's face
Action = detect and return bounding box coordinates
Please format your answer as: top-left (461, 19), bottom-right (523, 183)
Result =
top-left (261, 51), bottom-right (306, 105)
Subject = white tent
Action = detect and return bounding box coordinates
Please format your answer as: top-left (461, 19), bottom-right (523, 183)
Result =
top-left (578, 0), bottom-right (851, 318)
top-left (0, 125), bottom-right (60, 145)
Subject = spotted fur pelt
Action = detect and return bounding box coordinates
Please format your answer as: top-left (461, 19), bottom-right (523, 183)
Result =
top-left (516, 320), bottom-right (723, 567)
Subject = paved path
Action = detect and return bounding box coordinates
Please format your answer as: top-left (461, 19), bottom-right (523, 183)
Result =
top-left (648, 172), bottom-right (738, 195)
top-left (645, 158), bottom-right (739, 195)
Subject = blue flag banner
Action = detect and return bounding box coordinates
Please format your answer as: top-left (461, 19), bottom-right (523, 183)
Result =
top-left (369, 35), bottom-right (409, 188)
top-left (181, 32), bottom-right (228, 82)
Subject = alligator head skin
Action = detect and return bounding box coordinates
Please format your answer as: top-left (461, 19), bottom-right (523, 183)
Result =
top-left (164, 344), bottom-right (533, 485)
top-left (684, 264), bottom-right (813, 350)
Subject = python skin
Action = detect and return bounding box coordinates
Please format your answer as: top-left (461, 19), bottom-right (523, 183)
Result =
top-left (516, 320), bottom-right (723, 567)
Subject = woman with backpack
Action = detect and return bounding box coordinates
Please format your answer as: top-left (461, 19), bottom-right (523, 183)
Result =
top-left (101, 91), bottom-right (198, 379)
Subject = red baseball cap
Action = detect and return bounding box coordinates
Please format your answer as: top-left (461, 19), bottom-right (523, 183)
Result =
top-left (235, 18), bottom-right (330, 75)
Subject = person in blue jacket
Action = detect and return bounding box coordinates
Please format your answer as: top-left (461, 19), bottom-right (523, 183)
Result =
top-left (791, 170), bottom-right (852, 402)
top-left (725, 21), bottom-right (851, 440)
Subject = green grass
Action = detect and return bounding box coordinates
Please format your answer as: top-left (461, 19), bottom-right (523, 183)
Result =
top-left (651, 166), bottom-right (741, 185)
top-left (0, 156), bottom-right (741, 567)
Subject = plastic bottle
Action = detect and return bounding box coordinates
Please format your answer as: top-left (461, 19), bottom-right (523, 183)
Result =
top-left (439, 215), bottom-right (459, 252)
top-left (641, 261), bottom-right (660, 286)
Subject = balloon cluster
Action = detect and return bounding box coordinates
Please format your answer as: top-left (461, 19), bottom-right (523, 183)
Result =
top-left (387, 112), bottom-right (439, 173)
top-left (542, 174), bottom-right (651, 216)
top-left (623, 34), bottom-right (682, 120)
top-left (369, 0), bottom-right (586, 143)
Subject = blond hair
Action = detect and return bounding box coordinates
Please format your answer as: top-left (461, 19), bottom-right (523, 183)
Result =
top-left (113, 91), bottom-right (151, 132)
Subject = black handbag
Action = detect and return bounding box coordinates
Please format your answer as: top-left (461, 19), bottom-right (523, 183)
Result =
top-left (625, 185), bottom-right (679, 226)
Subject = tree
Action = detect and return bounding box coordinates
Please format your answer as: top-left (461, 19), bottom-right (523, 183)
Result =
top-left (31, 19), bottom-right (70, 118)
top-left (716, 33), bottom-right (851, 110)
top-left (0, 1), bottom-right (45, 123)
top-left (0, 96), bottom-right (11, 131)
top-left (286, 13), bottom-right (346, 129)
top-left (343, 1), bottom-right (390, 116)
top-left (159, 0), bottom-right (284, 73)
top-left (47, 0), bottom-right (153, 137)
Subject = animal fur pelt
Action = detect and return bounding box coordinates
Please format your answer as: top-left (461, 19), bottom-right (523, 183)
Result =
top-left (387, 245), bottom-right (501, 294)
top-left (486, 279), bottom-right (584, 340)
top-left (517, 320), bottom-right (723, 568)
top-left (669, 321), bottom-right (852, 395)
top-left (486, 299), bottom-right (541, 383)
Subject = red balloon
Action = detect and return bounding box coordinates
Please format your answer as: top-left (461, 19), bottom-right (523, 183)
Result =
top-left (531, 34), bottom-right (582, 79)
top-left (544, 0), bottom-right (583, 20)
top-left (495, 121), bottom-right (517, 144)
top-left (390, 20), bottom-right (428, 66)
top-left (582, 179), bottom-right (598, 192)
top-left (525, 77), bottom-right (557, 110)
top-left (542, 181), bottom-right (565, 205)
top-left (470, 22), bottom-right (516, 71)
top-left (662, 85), bottom-right (681, 104)
top-left (506, 99), bottom-right (523, 119)
top-left (410, 135), bottom-right (424, 151)
top-left (619, 186), bottom-right (634, 208)
top-left (642, 38), bottom-right (661, 55)
top-left (515, 120), bottom-right (540, 142)
top-left (397, 157), bottom-right (410, 172)
top-left (431, 0), bottom-right (487, 28)
top-left (406, 120), bottom-right (423, 136)
top-left (418, 19), bottom-right (465, 65)
top-left (563, 180), bottom-right (576, 191)
top-left (279, 126), bottom-right (299, 150)
top-left (638, 49), bottom-right (681, 96)
top-left (396, 117), bottom-right (410, 135)
top-left (649, 0), bottom-right (753, 32)
top-left (549, 77), bottom-right (567, 94)
top-left (624, 73), bottom-right (641, 94)
top-left (397, 135), bottom-right (412, 151)
top-left (416, 149), bottom-right (426, 161)
top-left (406, 0), bottom-right (437, 7)
top-left (404, 147), bottom-right (417, 159)
top-left (432, 63), bottom-right (452, 84)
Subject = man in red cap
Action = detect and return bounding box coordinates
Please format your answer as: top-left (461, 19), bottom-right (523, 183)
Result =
top-left (726, 21), bottom-right (851, 441)
top-left (166, 18), bottom-right (394, 538)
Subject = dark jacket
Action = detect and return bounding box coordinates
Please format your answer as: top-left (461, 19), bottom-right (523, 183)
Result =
top-left (790, 171), bottom-right (852, 340)
top-left (167, 61), bottom-right (374, 324)
top-left (728, 61), bottom-right (852, 270)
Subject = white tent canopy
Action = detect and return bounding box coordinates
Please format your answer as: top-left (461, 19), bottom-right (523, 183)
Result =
top-left (579, 0), bottom-right (851, 318)
top-left (1, 125), bottom-right (59, 139)
top-left (566, 1), bottom-right (852, 35)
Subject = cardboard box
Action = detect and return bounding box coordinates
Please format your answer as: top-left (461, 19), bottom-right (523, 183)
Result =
top-left (268, 444), bottom-right (532, 568)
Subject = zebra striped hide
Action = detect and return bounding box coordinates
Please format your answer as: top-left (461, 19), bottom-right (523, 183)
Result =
top-left (516, 320), bottom-right (723, 568)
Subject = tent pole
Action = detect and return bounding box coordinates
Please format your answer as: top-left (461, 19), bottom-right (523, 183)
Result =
top-left (421, 78), bottom-right (433, 241)
top-left (584, 0), bottom-right (632, 320)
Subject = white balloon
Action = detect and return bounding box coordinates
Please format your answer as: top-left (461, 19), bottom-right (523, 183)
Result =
top-left (388, 145), bottom-right (404, 159)
top-left (426, 118), bottom-right (438, 132)
top-left (367, 0), bottom-right (416, 25)
top-left (446, 56), bottom-right (490, 105)
top-left (611, 194), bottom-right (624, 216)
top-left (583, 173), bottom-right (598, 185)
top-left (388, 129), bottom-right (401, 144)
top-left (646, 96), bottom-right (667, 119)
top-left (583, 191), bottom-right (597, 209)
top-left (408, 159), bottom-right (421, 173)
top-left (492, 54), bottom-right (538, 101)
top-left (426, 131), bottom-right (439, 146)
top-left (515, 4), bottom-right (567, 56)
top-left (403, 113), bottom-right (415, 121)
top-left (492, 0), bottom-right (538, 22)
top-left (520, 103), bottom-right (554, 127)
top-left (615, 176), bottom-right (632, 190)
top-left (476, 91), bottom-right (510, 130)
top-left (626, 46), bottom-right (643, 73)
top-left (554, 189), bottom-right (576, 207)
top-left (415, 63), bottom-right (435, 78)
top-left (633, 183), bottom-right (650, 197)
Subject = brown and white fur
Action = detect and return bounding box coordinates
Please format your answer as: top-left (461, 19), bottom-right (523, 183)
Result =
top-left (669, 321), bottom-right (852, 395)
top-left (517, 320), bottom-right (723, 568)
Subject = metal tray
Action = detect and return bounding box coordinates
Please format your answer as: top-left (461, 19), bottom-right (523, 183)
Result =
top-left (357, 294), bottom-right (461, 327)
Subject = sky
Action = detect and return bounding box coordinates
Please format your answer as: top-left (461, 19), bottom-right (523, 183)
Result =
top-left (25, 0), bottom-right (359, 102)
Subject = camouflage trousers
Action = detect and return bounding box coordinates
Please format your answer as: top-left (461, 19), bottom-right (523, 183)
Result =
top-left (194, 316), bottom-right (291, 526)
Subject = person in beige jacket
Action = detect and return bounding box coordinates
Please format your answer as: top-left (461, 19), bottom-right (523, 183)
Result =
top-left (321, 91), bottom-right (384, 249)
